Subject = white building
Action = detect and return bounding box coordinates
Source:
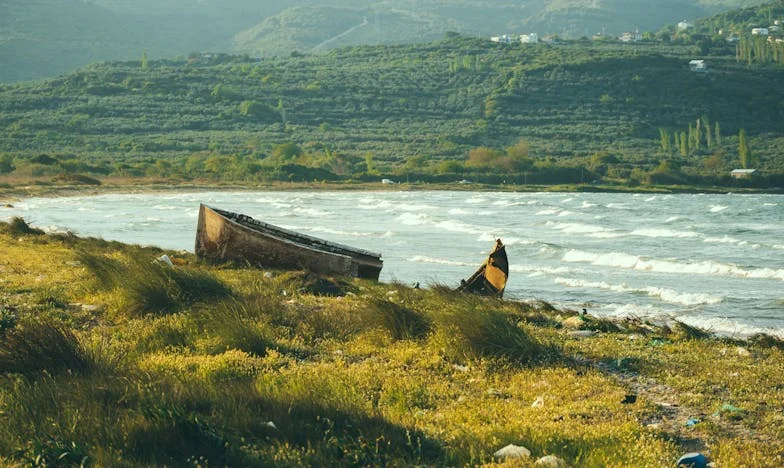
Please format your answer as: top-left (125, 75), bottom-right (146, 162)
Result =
top-left (519, 33), bottom-right (539, 44)
top-left (730, 169), bottom-right (757, 179)
top-left (677, 20), bottom-right (694, 31)
top-left (490, 35), bottom-right (513, 44)
top-left (619, 30), bottom-right (643, 42)
top-left (689, 60), bottom-right (707, 72)
top-left (752, 28), bottom-right (769, 36)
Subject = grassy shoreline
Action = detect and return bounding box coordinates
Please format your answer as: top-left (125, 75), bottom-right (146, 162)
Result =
top-left (1, 219), bottom-right (782, 466)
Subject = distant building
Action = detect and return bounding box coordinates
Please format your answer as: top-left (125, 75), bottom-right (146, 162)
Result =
top-left (689, 60), bottom-right (707, 72)
top-left (731, 169), bottom-right (757, 179)
top-left (519, 33), bottom-right (538, 44)
top-left (769, 25), bottom-right (781, 33)
top-left (490, 35), bottom-right (513, 44)
top-left (678, 20), bottom-right (694, 31)
top-left (619, 30), bottom-right (643, 42)
top-left (726, 35), bottom-right (740, 43)
top-left (752, 28), bottom-right (769, 36)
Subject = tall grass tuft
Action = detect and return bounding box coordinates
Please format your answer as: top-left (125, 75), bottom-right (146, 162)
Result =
top-left (363, 298), bottom-right (432, 340)
top-left (426, 290), bottom-right (544, 364)
top-left (668, 320), bottom-right (713, 341)
top-left (78, 250), bottom-right (233, 316)
top-left (199, 299), bottom-right (275, 356)
top-left (0, 321), bottom-right (91, 376)
top-left (2, 217), bottom-right (44, 236)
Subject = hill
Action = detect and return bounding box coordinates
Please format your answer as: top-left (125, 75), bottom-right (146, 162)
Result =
top-left (0, 37), bottom-right (782, 187)
top-left (0, 0), bottom-right (772, 83)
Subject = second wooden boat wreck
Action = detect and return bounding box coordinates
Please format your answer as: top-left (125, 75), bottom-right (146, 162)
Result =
top-left (195, 204), bottom-right (383, 280)
top-left (457, 239), bottom-right (509, 297)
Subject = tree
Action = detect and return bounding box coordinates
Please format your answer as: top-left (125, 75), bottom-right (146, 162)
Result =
top-left (659, 128), bottom-right (671, 154)
top-left (140, 51), bottom-right (148, 71)
top-left (679, 132), bottom-right (688, 156)
top-left (0, 154), bottom-right (15, 174)
top-left (714, 122), bottom-right (722, 148)
top-left (738, 129), bottom-right (751, 168)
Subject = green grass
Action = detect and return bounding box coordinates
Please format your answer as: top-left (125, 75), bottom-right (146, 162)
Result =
top-left (1, 221), bottom-right (783, 466)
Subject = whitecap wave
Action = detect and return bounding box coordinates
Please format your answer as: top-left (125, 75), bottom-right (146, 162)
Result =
top-left (434, 220), bottom-right (484, 235)
top-left (630, 228), bottom-right (699, 238)
top-left (536, 208), bottom-right (560, 215)
top-left (554, 277), bottom-right (723, 306)
top-left (408, 256), bottom-right (473, 267)
top-left (710, 205), bottom-right (729, 213)
top-left (397, 213), bottom-right (429, 225)
top-left (562, 249), bottom-right (784, 281)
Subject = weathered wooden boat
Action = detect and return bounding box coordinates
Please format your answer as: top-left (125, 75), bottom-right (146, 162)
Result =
top-left (195, 204), bottom-right (383, 280)
top-left (457, 239), bottom-right (508, 297)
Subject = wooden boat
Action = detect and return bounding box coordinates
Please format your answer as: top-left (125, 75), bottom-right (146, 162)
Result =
top-left (457, 239), bottom-right (508, 297)
top-left (195, 204), bottom-right (383, 280)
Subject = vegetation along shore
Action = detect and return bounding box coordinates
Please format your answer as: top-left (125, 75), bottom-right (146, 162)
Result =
top-left (0, 218), bottom-right (783, 466)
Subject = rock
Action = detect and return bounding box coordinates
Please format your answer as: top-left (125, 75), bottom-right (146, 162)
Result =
top-left (567, 330), bottom-right (595, 338)
top-left (452, 364), bottom-right (469, 372)
top-left (2, 204), bottom-right (13, 208)
top-left (562, 316), bottom-right (586, 329)
top-left (494, 444), bottom-right (531, 460)
top-left (676, 452), bottom-right (708, 468)
top-left (263, 271), bottom-right (274, 279)
top-left (155, 254), bottom-right (174, 267)
top-left (535, 455), bottom-right (568, 467)
top-left (735, 346), bottom-right (751, 357)
top-left (81, 304), bottom-right (104, 313)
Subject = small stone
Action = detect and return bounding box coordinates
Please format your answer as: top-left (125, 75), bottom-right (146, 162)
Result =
top-left (263, 271), bottom-right (274, 279)
top-left (493, 444), bottom-right (531, 460)
top-left (535, 454), bottom-right (568, 467)
top-left (567, 330), bottom-right (595, 338)
top-left (735, 347), bottom-right (751, 357)
top-left (621, 394), bottom-right (637, 404)
top-left (452, 364), bottom-right (469, 372)
top-left (81, 304), bottom-right (103, 313)
top-left (676, 452), bottom-right (708, 468)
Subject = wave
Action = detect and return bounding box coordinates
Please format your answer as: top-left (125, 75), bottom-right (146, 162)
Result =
top-left (630, 228), bottom-right (699, 238)
top-left (536, 208), bottom-right (560, 215)
top-left (554, 278), bottom-right (723, 306)
top-left (434, 220), bottom-right (485, 235)
top-left (293, 207), bottom-right (332, 217)
top-left (710, 205), bottom-right (729, 213)
top-left (408, 255), bottom-right (473, 267)
top-left (397, 213), bottom-right (430, 225)
top-left (304, 226), bottom-right (372, 237)
top-left (562, 249), bottom-right (784, 281)
top-left (546, 221), bottom-right (620, 237)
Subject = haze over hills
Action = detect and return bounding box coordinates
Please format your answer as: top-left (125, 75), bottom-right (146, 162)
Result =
top-left (0, 0), bottom-right (771, 82)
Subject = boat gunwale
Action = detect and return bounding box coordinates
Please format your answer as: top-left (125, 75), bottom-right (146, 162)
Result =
top-left (203, 204), bottom-right (382, 264)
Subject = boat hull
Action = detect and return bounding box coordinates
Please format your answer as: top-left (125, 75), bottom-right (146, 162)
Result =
top-left (195, 205), bottom-right (383, 280)
top-left (457, 239), bottom-right (508, 297)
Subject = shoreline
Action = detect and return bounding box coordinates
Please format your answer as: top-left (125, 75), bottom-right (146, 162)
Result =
top-left (2, 177), bottom-right (782, 203)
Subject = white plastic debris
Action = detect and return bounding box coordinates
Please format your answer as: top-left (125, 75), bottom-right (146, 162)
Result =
top-left (155, 254), bottom-right (174, 267)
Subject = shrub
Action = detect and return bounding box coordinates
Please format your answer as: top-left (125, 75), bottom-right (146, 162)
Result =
top-left (425, 290), bottom-right (544, 363)
top-left (2, 217), bottom-right (44, 236)
top-left (0, 321), bottom-right (91, 376)
top-left (362, 298), bottom-right (431, 340)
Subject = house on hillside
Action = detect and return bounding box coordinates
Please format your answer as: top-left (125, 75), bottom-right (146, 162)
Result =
top-left (730, 169), bottom-right (757, 179)
top-left (678, 20), bottom-right (694, 31)
top-left (689, 60), bottom-right (707, 72)
top-left (490, 35), bottom-right (513, 44)
top-left (619, 30), bottom-right (642, 42)
top-left (752, 28), bottom-right (769, 36)
top-left (520, 33), bottom-right (539, 44)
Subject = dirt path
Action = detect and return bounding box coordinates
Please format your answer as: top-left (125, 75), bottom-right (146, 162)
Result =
top-left (311, 17), bottom-right (369, 52)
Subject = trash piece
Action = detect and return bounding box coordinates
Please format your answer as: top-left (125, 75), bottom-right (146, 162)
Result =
top-left (155, 254), bottom-right (174, 267)
top-left (621, 394), bottom-right (637, 404)
top-left (265, 421), bottom-right (278, 430)
top-left (735, 346), bottom-right (751, 357)
top-left (494, 444), bottom-right (531, 460)
top-left (531, 396), bottom-right (545, 408)
top-left (676, 452), bottom-right (708, 468)
top-left (684, 417), bottom-right (700, 427)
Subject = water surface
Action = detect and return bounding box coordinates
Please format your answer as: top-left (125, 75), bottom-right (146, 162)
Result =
top-left (3, 191), bottom-right (782, 337)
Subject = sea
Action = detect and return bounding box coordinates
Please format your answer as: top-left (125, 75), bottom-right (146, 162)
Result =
top-left (2, 190), bottom-right (782, 337)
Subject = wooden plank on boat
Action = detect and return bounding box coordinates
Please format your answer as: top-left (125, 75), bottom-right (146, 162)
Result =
top-left (457, 239), bottom-right (508, 297)
top-left (195, 204), bottom-right (383, 280)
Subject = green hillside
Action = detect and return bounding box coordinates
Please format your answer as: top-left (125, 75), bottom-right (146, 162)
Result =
top-left (1, 0), bottom-right (772, 83)
top-left (1, 38), bottom-right (782, 187)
